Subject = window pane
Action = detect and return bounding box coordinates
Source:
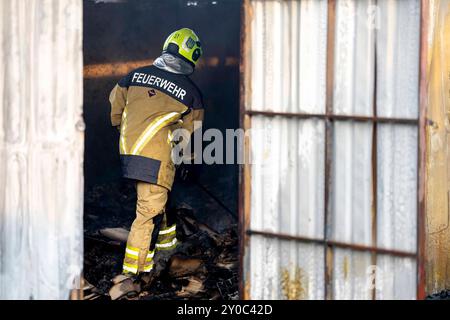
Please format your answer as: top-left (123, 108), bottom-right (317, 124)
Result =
top-left (332, 248), bottom-right (373, 300)
top-left (330, 122), bottom-right (373, 245)
top-left (250, 116), bottom-right (325, 238)
top-left (249, 0), bottom-right (328, 113)
top-left (376, 0), bottom-right (420, 119)
top-left (249, 235), bottom-right (325, 300)
top-left (333, 0), bottom-right (375, 116)
top-left (375, 255), bottom-right (417, 299)
top-left (377, 124), bottom-right (418, 252)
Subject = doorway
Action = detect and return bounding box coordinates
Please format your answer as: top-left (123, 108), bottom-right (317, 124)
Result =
top-left (82, 0), bottom-right (240, 299)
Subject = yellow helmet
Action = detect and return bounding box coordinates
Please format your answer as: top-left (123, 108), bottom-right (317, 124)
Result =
top-left (162, 28), bottom-right (202, 67)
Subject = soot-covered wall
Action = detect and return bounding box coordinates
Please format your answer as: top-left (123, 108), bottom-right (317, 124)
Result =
top-left (83, 0), bottom-right (240, 232)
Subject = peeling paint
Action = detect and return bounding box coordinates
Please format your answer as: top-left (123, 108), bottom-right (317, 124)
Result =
top-left (343, 256), bottom-right (349, 280)
top-left (281, 267), bottom-right (307, 300)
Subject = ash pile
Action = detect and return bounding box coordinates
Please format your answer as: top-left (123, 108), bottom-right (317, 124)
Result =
top-left (83, 181), bottom-right (238, 300)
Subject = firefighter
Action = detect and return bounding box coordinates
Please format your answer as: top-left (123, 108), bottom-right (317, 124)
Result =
top-left (108, 28), bottom-right (204, 299)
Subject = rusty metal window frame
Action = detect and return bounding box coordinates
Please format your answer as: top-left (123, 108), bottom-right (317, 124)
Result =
top-left (239, 0), bottom-right (428, 300)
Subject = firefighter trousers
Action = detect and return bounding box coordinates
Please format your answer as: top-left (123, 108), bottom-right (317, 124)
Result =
top-left (122, 181), bottom-right (178, 275)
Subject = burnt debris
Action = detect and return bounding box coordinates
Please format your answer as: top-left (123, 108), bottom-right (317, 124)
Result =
top-left (84, 189), bottom-right (238, 300)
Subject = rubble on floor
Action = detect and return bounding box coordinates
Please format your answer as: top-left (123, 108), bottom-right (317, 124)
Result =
top-left (84, 207), bottom-right (238, 300)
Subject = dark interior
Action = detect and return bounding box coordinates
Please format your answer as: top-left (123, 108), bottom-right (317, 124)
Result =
top-left (82, 0), bottom-right (240, 299)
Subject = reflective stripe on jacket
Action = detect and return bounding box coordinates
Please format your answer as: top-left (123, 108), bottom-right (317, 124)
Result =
top-left (109, 65), bottom-right (204, 190)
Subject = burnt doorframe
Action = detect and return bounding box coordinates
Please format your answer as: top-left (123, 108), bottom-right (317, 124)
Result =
top-left (237, 0), bottom-right (429, 300)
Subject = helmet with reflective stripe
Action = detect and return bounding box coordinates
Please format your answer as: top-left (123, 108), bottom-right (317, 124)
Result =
top-left (162, 28), bottom-right (202, 68)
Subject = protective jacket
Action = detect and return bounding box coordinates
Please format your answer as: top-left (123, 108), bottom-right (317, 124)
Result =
top-left (109, 65), bottom-right (204, 190)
